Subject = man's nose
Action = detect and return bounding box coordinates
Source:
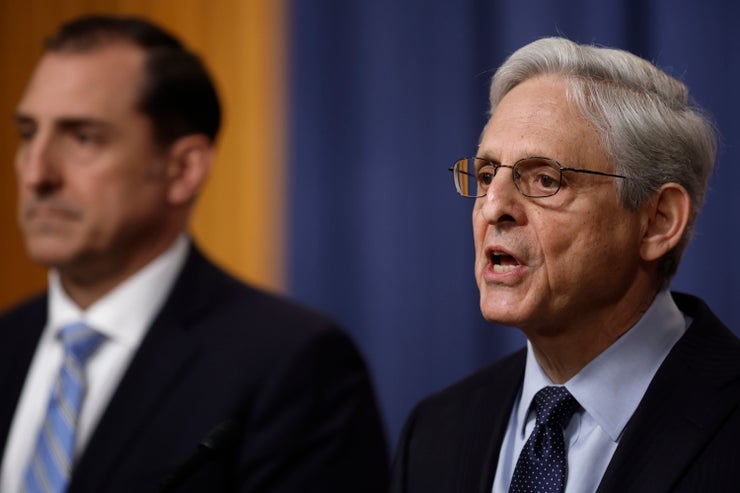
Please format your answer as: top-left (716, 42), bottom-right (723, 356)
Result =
top-left (17, 134), bottom-right (63, 193)
top-left (478, 167), bottom-right (521, 224)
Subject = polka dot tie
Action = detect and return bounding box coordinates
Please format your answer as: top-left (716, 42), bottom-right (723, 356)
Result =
top-left (508, 386), bottom-right (580, 493)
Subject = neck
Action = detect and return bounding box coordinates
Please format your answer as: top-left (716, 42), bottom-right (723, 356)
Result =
top-left (526, 284), bottom-right (661, 384)
top-left (58, 234), bottom-right (181, 310)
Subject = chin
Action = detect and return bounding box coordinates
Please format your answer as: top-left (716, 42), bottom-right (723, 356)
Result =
top-left (24, 240), bottom-right (78, 269)
top-left (480, 283), bottom-right (535, 323)
top-left (27, 253), bottom-right (71, 269)
top-left (479, 299), bottom-right (515, 325)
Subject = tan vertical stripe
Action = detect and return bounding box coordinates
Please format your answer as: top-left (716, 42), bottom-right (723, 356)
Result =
top-left (0, 0), bottom-right (286, 311)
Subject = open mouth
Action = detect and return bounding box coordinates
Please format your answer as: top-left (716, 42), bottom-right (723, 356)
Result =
top-left (491, 251), bottom-right (520, 273)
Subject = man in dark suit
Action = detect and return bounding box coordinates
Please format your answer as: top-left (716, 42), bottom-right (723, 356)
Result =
top-left (0, 15), bottom-right (388, 493)
top-left (391, 37), bottom-right (740, 493)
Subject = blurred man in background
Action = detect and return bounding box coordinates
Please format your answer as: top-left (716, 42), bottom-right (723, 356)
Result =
top-left (0, 14), bottom-right (388, 493)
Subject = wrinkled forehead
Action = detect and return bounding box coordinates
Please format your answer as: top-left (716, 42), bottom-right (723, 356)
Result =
top-left (479, 75), bottom-right (606, 166)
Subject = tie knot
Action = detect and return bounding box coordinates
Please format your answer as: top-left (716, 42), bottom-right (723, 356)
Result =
top-left (532, 386), bottom-right (579, 429)
top-left (60, 322), bottom-right (105, 363)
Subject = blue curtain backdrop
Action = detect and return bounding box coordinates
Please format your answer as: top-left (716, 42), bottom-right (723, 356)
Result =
top-left (287, 0), bottom-right (740, 448)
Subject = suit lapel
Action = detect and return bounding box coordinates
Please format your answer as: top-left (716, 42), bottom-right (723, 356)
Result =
top-left (67, 246), bottom-right (217, 491)
top-left (460, 350), bottom-right (526, 493)
top-left (0, 297), bottom-right (47, 454)
top-left (596, 294), bottom-right (740, 493)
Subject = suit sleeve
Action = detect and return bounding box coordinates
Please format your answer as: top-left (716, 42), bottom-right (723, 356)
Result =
top-left (235, 327), bottom-right (389, 493)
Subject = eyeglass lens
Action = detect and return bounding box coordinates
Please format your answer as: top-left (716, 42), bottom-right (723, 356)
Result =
top-left (453, 157), bottom-right (562, 198)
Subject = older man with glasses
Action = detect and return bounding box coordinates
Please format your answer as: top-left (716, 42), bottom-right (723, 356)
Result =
top-left (391, 37), bottom-right (740, 493)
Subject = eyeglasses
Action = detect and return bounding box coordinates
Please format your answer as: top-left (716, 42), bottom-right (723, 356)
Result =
top-left (449, 156), bottom-right (628, 198)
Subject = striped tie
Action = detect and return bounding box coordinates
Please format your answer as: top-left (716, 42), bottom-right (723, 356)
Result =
top-left (22, 322), bottom-right (105, 493)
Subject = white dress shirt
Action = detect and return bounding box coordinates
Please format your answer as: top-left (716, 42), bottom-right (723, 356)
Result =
top-left (492, 290), bottom-right (690, 493)
top-left (0, 235), bottom-right (189, 493)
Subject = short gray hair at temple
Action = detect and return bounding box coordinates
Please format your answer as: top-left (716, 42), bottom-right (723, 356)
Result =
top-left (489, 36), bottom-right (717, 287)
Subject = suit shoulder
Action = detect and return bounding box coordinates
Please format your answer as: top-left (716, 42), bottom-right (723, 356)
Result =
top-left (391, 350), bottom-right (525, 491)
top-left (415, 348), bottom-right (525, 414)
top-left (0, 293), bottom-right (47, 327)
top-left (179, 248), bottom-right (342, 332)
top-left (216, 278), bottom-right (345, 340)
top-left (178, 249), bottom-right (358, 357)
top-left (672, 291), bottom-right (740, 363)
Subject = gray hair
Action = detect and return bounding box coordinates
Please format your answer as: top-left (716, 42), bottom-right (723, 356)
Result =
top-left (489, 37), bottom-right (716, 287)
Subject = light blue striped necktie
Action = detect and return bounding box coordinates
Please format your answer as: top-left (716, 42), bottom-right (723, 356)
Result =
top-left (22, 322), bottom-right (105, 493)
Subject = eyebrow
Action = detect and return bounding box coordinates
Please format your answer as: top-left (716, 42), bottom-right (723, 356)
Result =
top-left (14, 112), bottom-right (34, 126)
top-left (14, 112), bottom-right (114, 133)
top-left (473, 154), bottom-right (547, 165)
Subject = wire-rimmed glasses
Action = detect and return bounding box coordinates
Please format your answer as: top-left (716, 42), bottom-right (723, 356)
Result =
top-left (449, 156), bottom-right (628, 198)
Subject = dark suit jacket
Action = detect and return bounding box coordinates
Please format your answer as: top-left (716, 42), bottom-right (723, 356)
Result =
top-left (0, 245), bottom-right (389, 492)
top-left (391, 292), bottom-right (740, 493)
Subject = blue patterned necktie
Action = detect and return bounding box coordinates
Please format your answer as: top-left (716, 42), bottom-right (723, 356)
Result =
top-left (509, 386), bottom-right (580, 493)
top-left (22, 322), bottom-right (105, 493)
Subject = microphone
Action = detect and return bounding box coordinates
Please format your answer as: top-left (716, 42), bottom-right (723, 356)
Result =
top-left (158, 419), bottom-right (241, 492)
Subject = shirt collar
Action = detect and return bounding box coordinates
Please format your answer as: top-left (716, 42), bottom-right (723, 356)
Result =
top-left (48, 235), bottom-right (190, 348)
top-left (518, 290), bottom-right (688, 441)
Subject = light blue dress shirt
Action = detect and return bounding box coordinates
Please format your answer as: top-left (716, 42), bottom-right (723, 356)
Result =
top-left (491, 290), bottom-right (689, 493)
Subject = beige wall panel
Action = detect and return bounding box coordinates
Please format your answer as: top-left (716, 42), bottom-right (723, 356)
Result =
top-left (0, 0), bottom-right (286, 311)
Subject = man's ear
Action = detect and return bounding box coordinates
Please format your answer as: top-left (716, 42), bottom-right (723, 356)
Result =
top-left (165, 134), bottom-right (213, 205)
top-left (640, 183), bottom-right (691, 262)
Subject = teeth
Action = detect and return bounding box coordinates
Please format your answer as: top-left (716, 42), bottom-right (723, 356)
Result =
top-left (490, 251), bottom-right (519, 273)
top-left (493, 263), bottom-right (518, 273)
